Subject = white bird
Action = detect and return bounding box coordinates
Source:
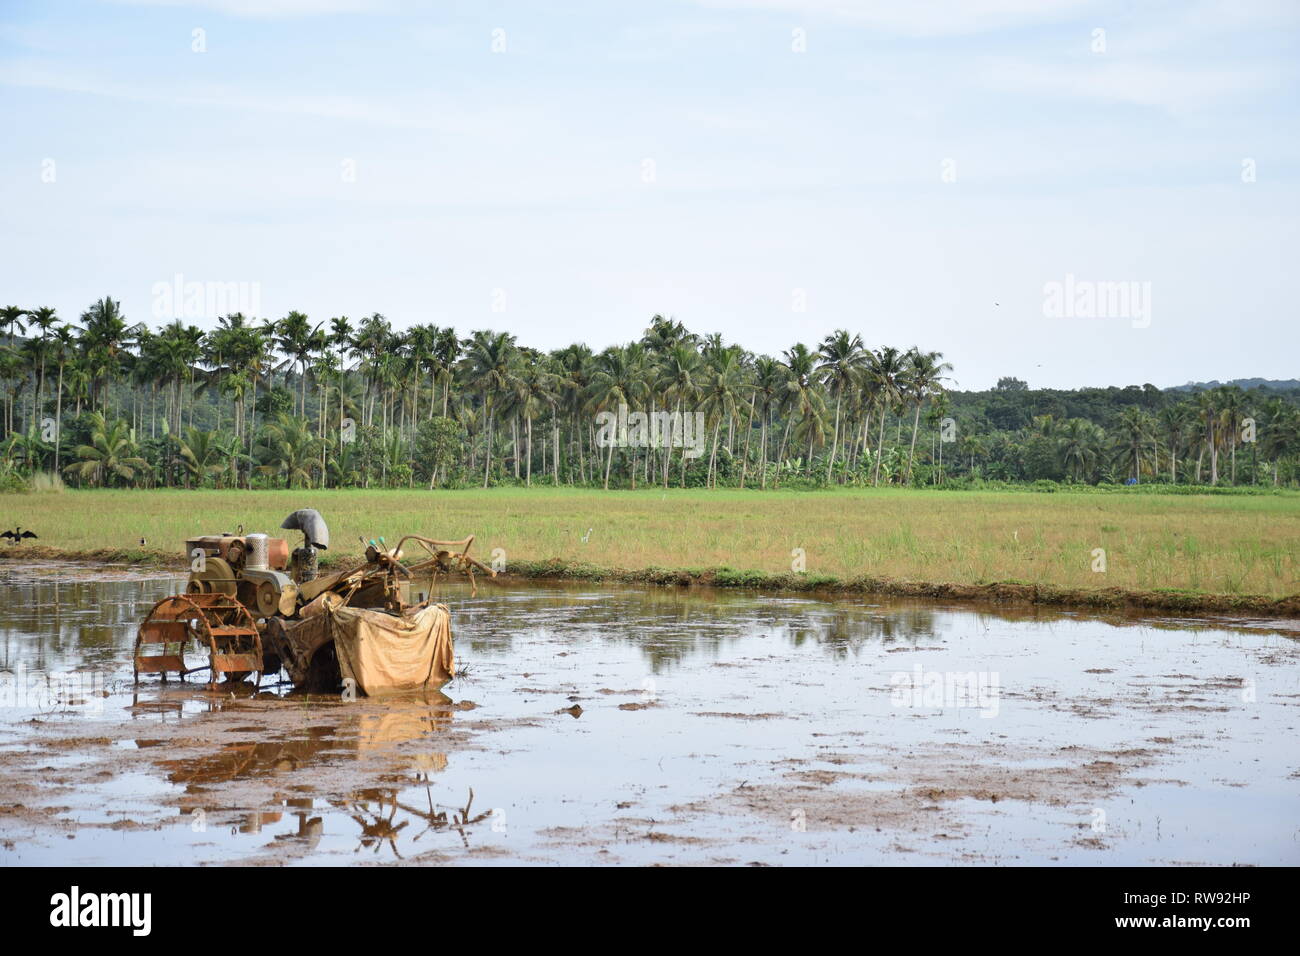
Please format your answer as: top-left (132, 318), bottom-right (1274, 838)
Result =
top-left (581, 528), bottom-right (592, 543)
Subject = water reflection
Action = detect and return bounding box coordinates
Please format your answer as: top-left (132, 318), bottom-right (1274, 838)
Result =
top-left (454, 585), bottom-right (947, 667)
top-left (341, 786), bottom-right (489, 858)
top-left (450, 579), bottom-right (1298, 671)
top-left (0, 567), bottom-right (1296, 866)
top-left (148, 691), bottom-right (455, 788)
top-left (0, 571), bottom-right (1293, 695)
top-left (0, 573), bottom-right (180, 676)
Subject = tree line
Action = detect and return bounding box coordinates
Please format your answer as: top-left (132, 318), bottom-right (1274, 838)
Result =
top-left (1, 298), bottom-right (1298, 491)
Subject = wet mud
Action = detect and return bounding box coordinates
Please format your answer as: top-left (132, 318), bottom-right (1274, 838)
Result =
top-left (0, 566), bottom-right (1297, 865)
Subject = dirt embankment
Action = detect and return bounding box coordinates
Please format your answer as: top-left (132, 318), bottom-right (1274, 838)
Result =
top-left (502, 559), bottom-right (1300, 618)
top-left (3, 546), bottom-right (1298, 618)
top-left (4, 545), bottom-right (187, 568)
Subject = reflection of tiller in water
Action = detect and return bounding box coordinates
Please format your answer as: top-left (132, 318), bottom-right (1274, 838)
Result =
top-left (345, 786), bottom-right (492, 859)
top-left (132, 509), bottom-right (496, 695)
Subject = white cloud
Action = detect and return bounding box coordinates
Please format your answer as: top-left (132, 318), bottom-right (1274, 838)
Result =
top-left (105, 0), bottom-right (391, 19)
top-left (0, 59), bottom-right (493, 132)
top-left (980, 57), bottom-right (1281, 111)
top-left (690, 0), bottom-right (1092, 36)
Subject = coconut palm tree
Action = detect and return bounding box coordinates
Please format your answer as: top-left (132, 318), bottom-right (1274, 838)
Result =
top-left (927, 391), bottom-right (952, 484)
top-left (586, 344), bottom-right (648, 489)
top-left (78, 297), bottom-right (134, 416)
top-left (699, 345), bottom-right (746, 487)
top-left (255, 412), bottom-right (324, 488)
top-left (2, 425), bottom-right (51, 474)
top-left (866, 346), bottom-right (907, 486)
top-left (1057, 418), bottom-right (1101, 481)
top-left (177, 426), bottom-right (228, 487)
top-left (274, 311), bottom-right (321, 417)
top-left (1217, 385), bottom-right (1246, 484)
top-left (733, 349), bottom-right (761, 488)
top-left (1193, 389), bottom-right (1220, 484)
top-left (461, 330), bottom-right (519, 487)
top-left (1260, 398), bottom-right (1300, 485)
top-left (158, 320), bottom-right (205, 434)
top-left (777, 343), bottom-right (824, 482)
top-left (1157, 402), bottom-right (1194, 483)
top-left (350, 313), bottom-right (391, 428)
top-left (641, 314), bottom-right (696, 355)
top-left (902, 348), bottom-right (952, 483)
top-left (63, 360), bottom-right (91, 417)
top-left (553, 343), bottom-right (593, 483)
top-left (654, 342), bottom-right (703, 487)
top-left (202, 313), bottom-right (247, 437)
top-left (510, 350), bottom-right (559, 487)
top-left (816, 330), bottom-right (866, 484)
top-left (1113, 405), bottom-right (1153, 481)
top-left (64, 413), bottom-right (148, 487)
top-left (328, 438), bottom-right (358, 488)
top-left (750, 355), bottom-right (784, 489)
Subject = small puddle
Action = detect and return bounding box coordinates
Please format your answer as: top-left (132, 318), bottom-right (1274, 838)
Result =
top-left (0, 570), bottom-right (1297, 865)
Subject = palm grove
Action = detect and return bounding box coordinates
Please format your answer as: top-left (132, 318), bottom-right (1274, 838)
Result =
top-left (1, 298), bottom-right (1298, 491)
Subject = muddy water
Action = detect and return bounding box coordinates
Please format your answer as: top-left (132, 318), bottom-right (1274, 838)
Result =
top-left (0, 565), bottom-right (1297, 866)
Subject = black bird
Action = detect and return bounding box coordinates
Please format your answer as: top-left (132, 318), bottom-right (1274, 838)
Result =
top-left (1, 528), bottom-right (37, 543)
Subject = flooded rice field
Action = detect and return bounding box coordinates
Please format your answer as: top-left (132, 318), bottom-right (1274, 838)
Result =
top-left (0, 564), bottom-right (1297, 866)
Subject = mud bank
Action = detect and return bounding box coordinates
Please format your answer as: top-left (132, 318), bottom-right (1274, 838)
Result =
top-left (505, 561), bottom-right (1300, 618)
top-left (4, 547), bottom-right (1298, 619)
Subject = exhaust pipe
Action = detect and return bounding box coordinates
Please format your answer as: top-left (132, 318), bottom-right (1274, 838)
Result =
top-left (280, 509), bottom-right (329, 550)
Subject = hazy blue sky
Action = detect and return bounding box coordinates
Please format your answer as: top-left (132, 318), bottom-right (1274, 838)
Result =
top-left (2, 0), bottom-right (1296, 389)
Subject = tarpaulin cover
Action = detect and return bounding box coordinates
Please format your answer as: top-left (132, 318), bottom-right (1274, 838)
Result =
top-left (328, 603), bottom-right (454, 694)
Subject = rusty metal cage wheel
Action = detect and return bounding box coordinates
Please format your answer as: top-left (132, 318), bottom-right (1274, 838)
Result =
top-left (133, 593), bottom-right (264, 690)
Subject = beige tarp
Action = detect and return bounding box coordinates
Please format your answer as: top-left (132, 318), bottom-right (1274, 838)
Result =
top-left (328, 603), bottom-right (454, 694)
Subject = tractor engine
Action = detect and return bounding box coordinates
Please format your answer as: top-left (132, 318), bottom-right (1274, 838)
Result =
top-left (185, 530), bottom-right (297, 618)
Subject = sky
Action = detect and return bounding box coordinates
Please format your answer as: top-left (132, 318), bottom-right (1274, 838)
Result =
top-left (1, 0), bottom-right (1296, 390)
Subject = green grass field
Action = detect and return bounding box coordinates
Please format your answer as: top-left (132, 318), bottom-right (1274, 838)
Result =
top-left (4, 486), bottom-right (1300, 599)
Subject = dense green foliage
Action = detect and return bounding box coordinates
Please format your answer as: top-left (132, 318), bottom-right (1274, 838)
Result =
top-left (1, 299), bottom-right (1297, 490)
